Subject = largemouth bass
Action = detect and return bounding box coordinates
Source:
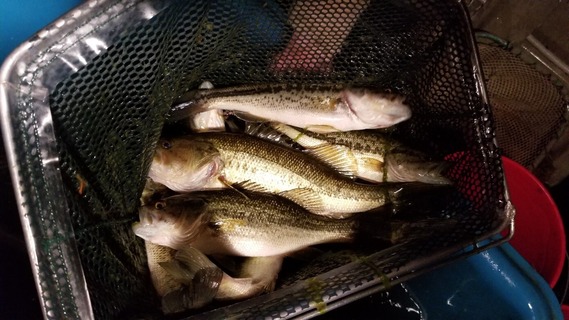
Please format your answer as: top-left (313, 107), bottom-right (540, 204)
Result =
top-left (132, 190), bottom-right (453, 256)
top-left (252, 122), bottom-right (450, 184)
top-left (145, 241), bottom-right (182, 298)
top-left (158, 247), bottom-right (283, 312)
top-left (187, 81), bottom-right (226, 133)
top-left (152, 132), bottom-right (450, 218)
top-left (145, 241), bottom-right (216, 313)
top-left (148, 138), bottom-right (224, 192)
top-left (171, 84), bottom-right (411, 133)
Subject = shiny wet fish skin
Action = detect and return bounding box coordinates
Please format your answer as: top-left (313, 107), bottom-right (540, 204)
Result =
top-left (148, 137), bottom-right (224, 193)
top-left (162, 133), bottom-right (445, 218)
top-left (160, 248), bottom-right (283, 311)
top-left (133, 189), bottom-right (456, 256)
top-left (145, 241), bottom-right (181, 297)
top-left (171, 84), bottom-right (411, 132)
top-left (266, 123), bottom-right (451, 184)
top-left (145, 243), bottom-right (282, 313)
top-left (134, 190), bottom-right (357, 256)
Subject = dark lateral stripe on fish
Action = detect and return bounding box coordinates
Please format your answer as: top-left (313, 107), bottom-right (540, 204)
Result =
top-left (176, 83), bottom-right (345, 102)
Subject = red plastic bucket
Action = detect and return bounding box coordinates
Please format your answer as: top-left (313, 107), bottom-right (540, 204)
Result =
top-left (502, 156), bottom-right (566, 288)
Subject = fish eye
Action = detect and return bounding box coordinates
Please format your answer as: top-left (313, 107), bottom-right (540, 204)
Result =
top-left (161, 140), bottom-right (172, 149)
top-left (155, 201), bottom-right (166, 210)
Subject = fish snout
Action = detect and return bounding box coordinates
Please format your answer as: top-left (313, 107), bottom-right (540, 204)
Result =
top-left (346, 90), bottom-right (412, 127)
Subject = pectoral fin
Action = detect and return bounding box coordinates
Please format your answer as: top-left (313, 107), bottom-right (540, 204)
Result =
top-left (217, 176), bottom-right (250, 199)
top-left (232, 180), bottom-right (271, 193)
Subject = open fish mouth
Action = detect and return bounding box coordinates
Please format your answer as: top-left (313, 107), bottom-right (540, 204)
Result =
top-left (135, 207), bottom-right (162, 232)
top-left (344, 90), bottom-right (411, 127)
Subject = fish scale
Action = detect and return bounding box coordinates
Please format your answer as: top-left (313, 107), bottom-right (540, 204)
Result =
top-left (190, 132), bottom-right (390, 217)
top-left (262, 123), bottom-right (451, 185)
top-left (195, 191), bottom-right (355, 257)
top-left (171, 84), bottom-right (411, 132)
top-left (135, 190), bottom-right (359, 257)
top-left (134, 189), bottom-right (458, 258)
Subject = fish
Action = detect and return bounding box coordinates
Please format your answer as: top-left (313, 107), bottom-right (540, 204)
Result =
top-left (145, 242), bottom-right (282, 313)
top-left (150, 81), bottom-right (227, 192)
top-left (145, 241), bottom-right (183, 299)
top-left (132, 189), bottom-right (455, 257)
top-left (250, 122), bottom-right (450, 184)
top-left (148, 138), bottom-right (224, 192)
top-left (187, 81), bottom-right (226, 133)
top-left (188, 110), bottom-right (226, 133)
top-left (144, 241), bottom-right (216, 313)
top-left (170, 84), bottom-right (411, 133)
top-left (152, 132), bottom-right (451, 218)
top-left (278, 249), bottom-right (369, 288)
top-left (158, 247), bottom-right (283, 312)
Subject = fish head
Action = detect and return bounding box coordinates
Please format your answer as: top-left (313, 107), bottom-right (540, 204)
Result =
top-left (149, 137), bottom-right (224, 192)
top-left (344, 89), bottom-right (412, 128)
top-left (133, 196), bottom-right (210, 249)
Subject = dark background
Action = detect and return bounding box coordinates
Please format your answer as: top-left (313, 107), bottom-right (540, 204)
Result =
top-left (0, 1), bottom-right (568, 319)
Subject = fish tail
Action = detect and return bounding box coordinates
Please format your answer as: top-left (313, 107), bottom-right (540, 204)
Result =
top-left (159, 247), bottom-right (224, 312)
top-left (215, 276), bottom-right (260, 301)
top-left (387, 183), bottom-right (457, 219)
top-left (388, 217), bottom-right (458, 243)
top-left (354, 183), bottom-right (458, 243)
top-left (353, 209), bottom-right (457, 244)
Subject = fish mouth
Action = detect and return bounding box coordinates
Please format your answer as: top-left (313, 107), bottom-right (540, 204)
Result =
top-left (344, 90), bottom-right (412, 126)
top-left (133, 208), bottom-right (170, 242)
top-left (343, 90), bottom-right (382, 125)
top-left (132, 221), bottom-right (152, 240)
top-left (138, 207), bottom-right (159, 226)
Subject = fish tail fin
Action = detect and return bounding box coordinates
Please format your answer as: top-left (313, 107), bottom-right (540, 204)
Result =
top-left (159, 247), bottom-right (224, 312)
top-left (215, 276), bottom-right (259, 301)
top-left (239, 255), bottom-right (284, 293)
top-left (353, 209), bottom-right (458, 244)
top-left (387, 183), bottom-right (456, 219)
top-left (388, 217), bottom-right (458, 243)
top-left (355, 183), bottom-right (458, 243)
top-left (385, 152), bottom-right (452, 185)
top-left (161, 287), bottom-right (189, 314)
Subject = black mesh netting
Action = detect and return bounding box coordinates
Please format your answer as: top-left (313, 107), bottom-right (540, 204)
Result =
top-left (477, 43), bottom-right (568, 169)
top-left (48, 0), bottom-right (506, 318)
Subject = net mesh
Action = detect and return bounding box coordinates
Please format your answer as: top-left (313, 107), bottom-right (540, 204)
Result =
top-left (478, 43), bottom-right (568, 169)
top-left (45, 0), bottom-right (505, 318)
